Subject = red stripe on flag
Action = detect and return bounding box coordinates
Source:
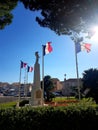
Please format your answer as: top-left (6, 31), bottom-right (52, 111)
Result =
top-left (47, 42), bottom-right (53, 53)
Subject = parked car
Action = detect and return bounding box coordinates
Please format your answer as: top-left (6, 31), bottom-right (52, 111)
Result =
top-left (51, 92), bottom-right (62, 96)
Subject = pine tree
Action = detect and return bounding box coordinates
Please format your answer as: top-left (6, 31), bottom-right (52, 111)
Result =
top-left (0, 0), bottom-right (18, 29)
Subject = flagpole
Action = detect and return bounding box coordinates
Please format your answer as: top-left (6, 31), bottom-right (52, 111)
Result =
top-left (74, 42), bottom-right (81, 100)
top-left (19, 61), bottom-right (21, 104)
top-left (24, 66), bottom-right (27, 98)
top-left (42, 45), bottom-right (44, 103)
top-left (26, 67), bottom-right (28, 98)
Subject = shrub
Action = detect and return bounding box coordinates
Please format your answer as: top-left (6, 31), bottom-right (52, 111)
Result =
top-left (19, 100), bottom-right (29, 107)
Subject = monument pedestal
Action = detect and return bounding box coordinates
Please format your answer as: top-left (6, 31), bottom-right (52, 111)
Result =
top-left (31, 87), bottom-right (43, 106)
top-left (30, 52), bottom-right (43, 106)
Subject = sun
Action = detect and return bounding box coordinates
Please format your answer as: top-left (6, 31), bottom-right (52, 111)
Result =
top-left (91, 26), bottom-right (98, 41)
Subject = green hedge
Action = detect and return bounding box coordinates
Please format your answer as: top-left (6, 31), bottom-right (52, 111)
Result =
top-left (19, 100), bottom-right (29, 107)
top-left (0, 104), bottom-right (98, 130)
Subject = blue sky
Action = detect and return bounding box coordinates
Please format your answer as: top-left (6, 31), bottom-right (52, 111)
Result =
top-left (0, 2), bottom-right (98, 84)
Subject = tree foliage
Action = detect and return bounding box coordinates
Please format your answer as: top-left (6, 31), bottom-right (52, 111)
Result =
top-left (81, 68), bottom-right (98, 103)
top-left (43, 75), bottom-right (54, 101)
top-left (0, 0), bottom-right (18, 29)
top-left (20, 0), bottom-right (98, 37)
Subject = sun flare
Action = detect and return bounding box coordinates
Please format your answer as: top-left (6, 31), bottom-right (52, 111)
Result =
top-left (91, 26), bottom-right (98, 41)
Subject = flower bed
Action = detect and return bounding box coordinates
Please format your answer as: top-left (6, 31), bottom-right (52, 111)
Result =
top-left (45, 100), bottom-right (79, 107)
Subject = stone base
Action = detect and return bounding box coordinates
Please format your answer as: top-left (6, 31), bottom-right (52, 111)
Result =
top-left (30, 88), bottom-right (43, 106)
top-left (30, 99), bottom-right (43, 106)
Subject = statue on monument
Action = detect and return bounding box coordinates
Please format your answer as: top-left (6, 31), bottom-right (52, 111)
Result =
top-left (35, 51), bottom-right (40, 63)
top-left (30, 51), bottom-right (43, 106)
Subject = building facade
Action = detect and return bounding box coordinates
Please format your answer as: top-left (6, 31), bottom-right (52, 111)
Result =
top-left (62, 78), bottom-right (82, 96)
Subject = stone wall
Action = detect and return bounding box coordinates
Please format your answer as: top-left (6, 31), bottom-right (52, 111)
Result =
top-left (0, 96), bottom-right (19, 103)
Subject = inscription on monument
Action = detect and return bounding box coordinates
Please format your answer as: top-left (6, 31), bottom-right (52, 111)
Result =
top-left (36, 90), bottom-right (41, 98)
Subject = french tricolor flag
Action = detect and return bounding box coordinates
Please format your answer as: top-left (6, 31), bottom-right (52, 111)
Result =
top-left (76, 42), bottom-right (91, 53)
top-left (27, 66), bottom-right (33, 72)
top-left (43, 42), bottom-right (53, 56)
top-left (21, 61), bottom-right (27, 68)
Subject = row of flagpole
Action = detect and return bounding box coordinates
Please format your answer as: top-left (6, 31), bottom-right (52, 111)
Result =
top-left (18, 42), bottom-right (53, 102)
top-left (43, 39), bottom-right (91, 101)
top-left (19, 61), bottom-right (33, 101)
top-left (19, 37), bottom-right (92, 103)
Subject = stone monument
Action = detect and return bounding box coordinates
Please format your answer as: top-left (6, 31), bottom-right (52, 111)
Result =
top-left (30, 51), bottom-right (43, 106)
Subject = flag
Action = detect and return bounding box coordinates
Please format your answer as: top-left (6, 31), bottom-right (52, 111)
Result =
top-left (76, 43), bottom-right (91, 53)
top-left (75, 42), bottom-right (81, 53)
top-left (43, 42), bottom-right (53, 56)
top-left (82, 43), bottom-right (91, 52)
top-left (27, 66), bottom-right (33, 72)
top-left (21, 61), bottom-right (27, 68)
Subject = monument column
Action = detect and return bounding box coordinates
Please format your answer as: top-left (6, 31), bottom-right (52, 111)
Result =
top-left (30, 51), bottom-right (43, 106)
